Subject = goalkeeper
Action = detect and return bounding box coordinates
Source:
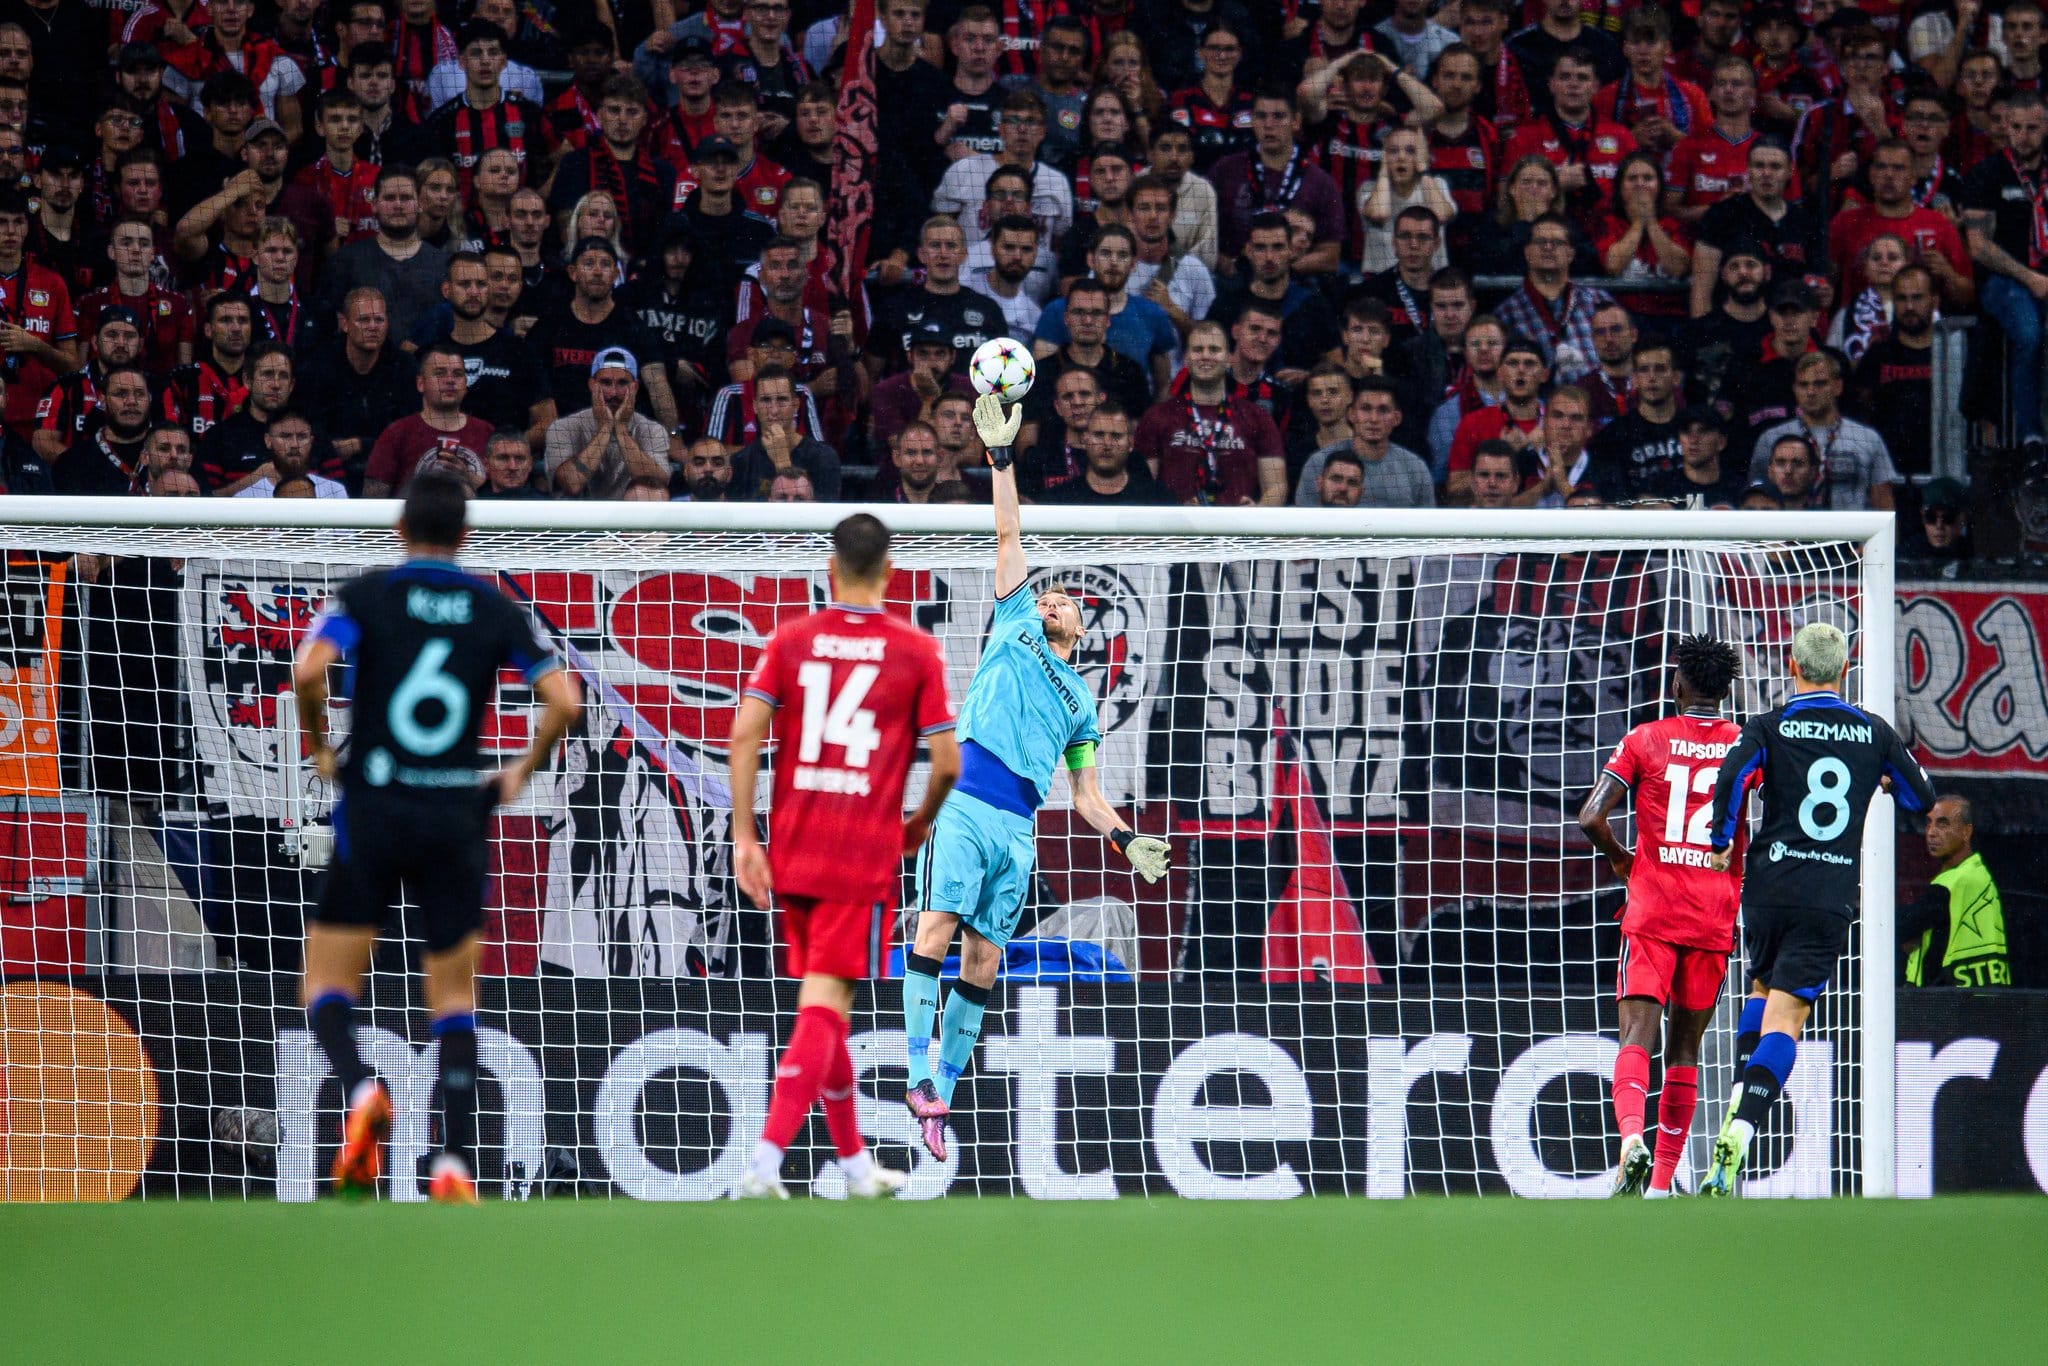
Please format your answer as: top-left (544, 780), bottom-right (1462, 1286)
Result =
top-left (901, 391), bottom-right (1170, 1161)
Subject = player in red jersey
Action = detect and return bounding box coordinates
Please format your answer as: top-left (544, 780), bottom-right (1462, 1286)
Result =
top-left (727, 513), bottom-right (962, 1200)
top-left (1578, 634), bottom-right (1747, 1198)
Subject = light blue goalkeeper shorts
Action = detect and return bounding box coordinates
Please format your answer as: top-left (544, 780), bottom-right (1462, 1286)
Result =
top-left (914, 789), bottom-right (1038, 948)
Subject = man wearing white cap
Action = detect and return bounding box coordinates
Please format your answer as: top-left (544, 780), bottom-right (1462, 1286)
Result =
top-left (544, 345), bottom-right (673, 499)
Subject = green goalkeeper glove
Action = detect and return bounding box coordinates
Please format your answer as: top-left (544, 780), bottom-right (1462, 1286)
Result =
top-left (1112, 829), bottom-right (1171, 883)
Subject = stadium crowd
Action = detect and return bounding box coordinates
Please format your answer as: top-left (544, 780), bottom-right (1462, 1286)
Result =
top-left (0, 0), bottom-right (2040, 555)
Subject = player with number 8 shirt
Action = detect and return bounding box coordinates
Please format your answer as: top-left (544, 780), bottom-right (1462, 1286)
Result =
top-left (1697, 622), bottom-right (1934, 1196)
top-left (1579, 634), bottom-right (1747, 1198)
top-left (728, 513), bottom-right (962, 1200)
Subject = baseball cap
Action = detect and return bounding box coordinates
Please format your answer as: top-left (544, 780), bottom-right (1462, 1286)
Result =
top-left (570, 234), bottom-right (619, 263)
top-left (116, 41), bottom-right (164, 71)
top-left (239, 117), bottom-right (289, 148)
top-left (37, 143), bottom-right (85, 172)
top-left (750, 317), bottom-right (798, 348)
top-left (1751, 4), bottom-right (1806, 35)
top-left (1769, 279), bottom-right (1820, 313)
top-left (1677, 404), bottom-right (1727, 436)
top-left (95, 305), bottom-right (143, 332)
top-left (670, 34), bottom-right (715, 65)
top-left (1740, 480), bottom-right (1784, 507)
top-left (1920, 476), bottom-right (1967, 511)
top-left (1721, 238), bottom-right (1769, 267)
top-left (910, 320), bottom-right (955, 350)
top-left (693, 135), bottom-right (741, 164)
top-left (590, 346), bottom-right (639, 379)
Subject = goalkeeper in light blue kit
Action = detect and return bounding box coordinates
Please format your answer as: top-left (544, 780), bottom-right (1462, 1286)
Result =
top-left (901, 391), bottom-right (1171, 1160)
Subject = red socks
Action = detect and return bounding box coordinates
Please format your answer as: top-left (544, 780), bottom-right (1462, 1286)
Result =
top-left (762, 1005), bottom-right (841, 1151)
top-left (1613, 1044), bottom-right (1651, 1145)
top-left (762, 1006), bottom-right (866, 1159)
top-left (1651, 1065), bottom-right (1698, 1193)
top-left (818, 1015), bottom-right (864, 1160)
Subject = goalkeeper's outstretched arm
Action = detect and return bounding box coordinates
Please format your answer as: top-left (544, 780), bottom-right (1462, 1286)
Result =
top-left (975, 392), bottom-right (1028, 599)
top-left (1069, 755), bottom-right (1171, 883)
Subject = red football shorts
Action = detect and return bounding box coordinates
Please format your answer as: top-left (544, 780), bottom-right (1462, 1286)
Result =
top-left (779, 895), bottom-right (886, 980)
top-left (1617, 934), bottom-right (1728, 1012)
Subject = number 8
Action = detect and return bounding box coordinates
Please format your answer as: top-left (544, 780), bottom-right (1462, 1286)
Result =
top-left (1797, 757), bottom-right (1852, 841)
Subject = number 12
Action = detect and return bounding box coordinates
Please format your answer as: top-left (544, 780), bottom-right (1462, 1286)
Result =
top-left (1661, 763), bottom-right (1717, 846)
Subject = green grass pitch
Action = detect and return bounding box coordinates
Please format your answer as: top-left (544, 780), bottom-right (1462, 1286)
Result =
top-left (4, 1197), bottom-right (2045, 1363)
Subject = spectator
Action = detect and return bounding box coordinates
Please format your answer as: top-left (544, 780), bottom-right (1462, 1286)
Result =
top-left (1963, 89), bottom-right (2048, 445)
top-left (78, 217), bottom-right (193, 380)
top-left (422, 21), bottom-right (555, 194)
top-left (1853, 265), bottom-right (1938, 479)
top-left (1577, 302), bottom-right (1638, 427)
top-left (29, 144), bottom-right (92, 299)
top-left (548, 74), bottom-right (674, 257)
top-left (162, 0), bottom-right (307, 133)
top-left (869, 322), bottom-right (972, 454)
top-left (1644, 405), bottom-right (1749, 508)
top-left (1828, 233), bottom-right (1910, 365)
top-left (624, 474), bottom-right (675, 503)
top-left (668, 133), bottom-right (776, 267)
top-left (1828, 141), bottom-right (1973, 311)
top-left (234, 117), bottom-right (334, 282)
top-left (891, 420), bottom-right (951, 505)
top-left (1791, 24), bottom-right (1893, 203)
top-left (477, 427), bottom-right (544, 500)
top-left (299, 288), bottom-right (418, 495)
top-left (322, 166), bottom-right (450, 341)
top-left (1293, 377), bottom-right (1434, 509)
top-left (1128, 174), bottom-right (1216, 340)
top-left (1354, 205), bottom-right (1448, 347)
top-left (705, 317), bottom-right (827, 448)
top-left (965, 212), bottom-right (1049, 338)
top-left (1210, 211), bottom-right (1340, 378)
top-left (1358, 134), bottom-right (1455, 278)
top-left (766, 467), bottom-right (816, 503)
top-left (1447, 337), bottom-right (1548, 500)
top-left (1738, 481), bottom-right (1784, 511)
top-left (53, 365), bottom-right (152, 495)
top-left (1147, 123), bottom-right (1219, 270)
top-left (1903, 478), bottom-right (1974, 564)
top-left (1223, 300), bottom-right (1293, 418)
top-left (547, 347), bottom-right (675, 501)
top-left (1017, 366), bottom-right (1099, 501)
top-left (1761, 432), bottom-right (1821, 508)
top-left (677, 438), bottom-right (734, 502)
top-left (1664, 56), bottom-right (1763, 230)
top-left (435, 251), bottom-right (555, 448)
top-left (1024, 278), bottom-right (1153, 427)
top-left (867, 215), bottom-right (1004, 376)
top-left (1690, 137), bottom-right (1822, 319)
top-left (0, 372), bottom-right (50, 492)
top-left (363, 343), bottom-right (495, 496)
top-left (930, 391), bottom-right (987, 484)
top-left (199, 344), bottom-right (328, 494)
top-left (1588, 339), bottom-right (1684, 501)
top-left (1494, 211), bottom-right (1615, 381)
top-left (1389, 270), bottom-right (1474, 447)
top-left (1016, 17), bottom-right (1090, 167)
top-left (1165, 21), bottom-right (1255, 174)
top-left (933, 89), bottom-right (1074, 247)
top-left (1034, 224), bottom-right (1176, 395)
top-left (1501, 49), bottom-right (1635, 235)
top-left (1597, 152), bottom-right (1692, 301)
top-left (157, 293), bottom-right (251, 442)
top-left (1467, 438), bottom-right (1523, 508)
top-left (33, 309), bottom-right (147, 467)
top-left (1595, 10), bottom-right (1706, 162)
top-left (231, 408), bottom-right (348, 498)
top-left (730, 365), bottom-right (840, 500)
top-left (292, 94), bottom-right (378, 249)
top-left (1531, 383), bottom-right (1595, 506)
top-left (1134, 320), bottom-right (1285, 506)
top-left (1900, 795), bottom-right (2010, 989)
top-left (0, 187), bottom-right (78, 437)
top-left (1457, 0), bottom-right (1534, 144)
top-left (1749, 351), bottom-right (1899, 511)
top-left (1286, 364), bottom-right (1358, 476)
top-left (1209, 88), bottom-right (1345, 271)
top-left (1065, 140), bottom-right (1139, 274)
top-left (538, 236), bottom-right (680, 430)
top-left (1429, 314), bottom-right (1509, 478)
top-left (244, 219), bottom-right (311, 351)
top-left (1681, 243), bottom-right (1773, 417)
top-left (1311, 447), bottom-right (1366, 508)
top-left (727, 236), bottom-right (833, 385)
top-left (624, 224), bottom-right (731, 408)
top-left (1042, 402), bottom-right (1175, 505)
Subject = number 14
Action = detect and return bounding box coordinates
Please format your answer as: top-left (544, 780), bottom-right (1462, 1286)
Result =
top-left (1661, 764), bottom-right (1716, 846)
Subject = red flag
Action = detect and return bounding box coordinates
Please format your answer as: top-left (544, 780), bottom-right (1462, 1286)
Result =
top-left (1262, 709), bottom-right (1380, 985)
top-left (826, 0), bottom-right (880, 305)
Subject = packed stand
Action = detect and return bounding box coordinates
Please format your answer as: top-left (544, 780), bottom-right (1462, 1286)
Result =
top-left (0, 0), bottom-right (2040, 558)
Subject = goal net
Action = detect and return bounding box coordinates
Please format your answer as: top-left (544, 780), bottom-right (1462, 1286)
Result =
top-left (0, 501), bottom-right (1899, 1201)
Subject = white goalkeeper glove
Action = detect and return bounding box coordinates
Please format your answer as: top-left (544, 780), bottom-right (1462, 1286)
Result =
top-left (973, 391), bottom-right (1023, 466)
top-left (1113, 829), bottom-right (1171, 883)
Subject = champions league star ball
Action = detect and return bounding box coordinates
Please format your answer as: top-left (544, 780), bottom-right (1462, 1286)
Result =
top-left (969, 337), bottom-right (1036, 402)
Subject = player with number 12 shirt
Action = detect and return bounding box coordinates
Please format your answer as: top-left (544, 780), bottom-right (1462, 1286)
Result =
top-left (728, 513), bottom-right (962, 1200)
top-left (1579, 634), bottom-right (1748, 1198)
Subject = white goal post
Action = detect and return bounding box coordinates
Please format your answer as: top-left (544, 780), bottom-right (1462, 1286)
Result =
top-left (0, 499), bottom-right (1900, 1200)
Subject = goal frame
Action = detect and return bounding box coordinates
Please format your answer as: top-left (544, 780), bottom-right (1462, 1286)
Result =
top-left (0, 498), bottom-right (1901, 1197)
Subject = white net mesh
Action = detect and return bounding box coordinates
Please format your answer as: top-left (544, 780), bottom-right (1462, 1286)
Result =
top-left (0, 507), bottom-right (1889, 1200)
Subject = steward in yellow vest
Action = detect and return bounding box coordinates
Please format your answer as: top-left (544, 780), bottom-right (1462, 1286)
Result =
top-left (1901, 795), bottom-right (2010, 988)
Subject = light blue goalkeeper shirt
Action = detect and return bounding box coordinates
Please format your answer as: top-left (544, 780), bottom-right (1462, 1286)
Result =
top-left (955, 584), bottom-right (1101, 814)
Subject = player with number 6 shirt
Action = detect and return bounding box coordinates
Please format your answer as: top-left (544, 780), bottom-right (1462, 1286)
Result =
top-left (1579, 634), bottom-right (1748, 1198)
top-left (728, 513), bottom-right (962, 1200)
top-left (1698, 621), bottom-right (1933, 1196)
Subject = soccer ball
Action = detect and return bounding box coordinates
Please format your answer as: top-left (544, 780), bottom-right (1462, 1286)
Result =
top-left (969, 337), bottom-right (1035, 402)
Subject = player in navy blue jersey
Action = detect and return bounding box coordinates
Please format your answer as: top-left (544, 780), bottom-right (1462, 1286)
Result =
top-left (1699, 621), bottom-right (1932, 1196)
top-left (292, 475), bottom-right (582, 1204)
